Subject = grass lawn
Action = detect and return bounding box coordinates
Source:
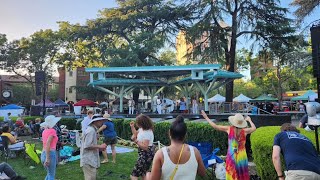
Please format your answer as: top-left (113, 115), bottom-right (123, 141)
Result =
top-left (5, 137), bottom-right (216, 180)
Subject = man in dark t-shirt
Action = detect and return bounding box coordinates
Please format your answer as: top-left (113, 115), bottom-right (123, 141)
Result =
top-left (272, 123), bottom-right (320, 180)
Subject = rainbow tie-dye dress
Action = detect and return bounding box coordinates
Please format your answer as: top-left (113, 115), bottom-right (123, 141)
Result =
top-left (226, 126), bottom-right (249, 180)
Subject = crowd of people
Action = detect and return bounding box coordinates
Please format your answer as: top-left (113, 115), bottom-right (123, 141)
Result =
top-left (1, 107), bottom-right (320, 180)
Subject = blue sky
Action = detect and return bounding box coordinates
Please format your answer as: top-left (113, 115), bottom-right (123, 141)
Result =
top-left (0, 0), bottom-right (118, 40)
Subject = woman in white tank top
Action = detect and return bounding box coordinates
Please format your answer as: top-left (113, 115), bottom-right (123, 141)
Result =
top-left (146, 116), bottom-right (206, 180)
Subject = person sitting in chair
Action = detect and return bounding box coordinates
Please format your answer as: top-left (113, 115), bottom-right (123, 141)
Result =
top-left (1, 126), bottom-right (24, 149)
top-left (14, 118), bottom-right (31, 136)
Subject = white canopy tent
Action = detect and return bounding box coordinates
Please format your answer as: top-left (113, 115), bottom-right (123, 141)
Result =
top-left (233, 94), bottom-right (252, 103)
top-left (208, 94), bottom-right (226, 103)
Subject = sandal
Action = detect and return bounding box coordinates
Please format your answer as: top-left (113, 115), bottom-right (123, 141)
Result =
top-left (101, 159), bottom-right (109, 164)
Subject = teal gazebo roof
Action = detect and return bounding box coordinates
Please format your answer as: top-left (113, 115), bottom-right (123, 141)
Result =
top-left (170, 70), bottom-right (243, 85)
top-left (86, 64), bottom-right (221, 78)
top-left (85, 64), bottom-right (243, 113)
top-left (88, 78), bottom-right (167, 86)
top-left (291, 90), bottom-right (317, 101)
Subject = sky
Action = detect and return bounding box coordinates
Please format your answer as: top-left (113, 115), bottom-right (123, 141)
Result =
top-left (0, 0), bottom-right (319, 78)
top-left (0, 0), bottom-right (118, 41)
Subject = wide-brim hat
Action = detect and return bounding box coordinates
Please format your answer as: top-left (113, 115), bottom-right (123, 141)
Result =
top-left (228, 113), bottom-right (247, 128)
top-left (41, 115), bottom-right (61, 128)
top-left (89, 115), bottom-right (108, 124)
top-left (103, 113), bottom-right (112, 121)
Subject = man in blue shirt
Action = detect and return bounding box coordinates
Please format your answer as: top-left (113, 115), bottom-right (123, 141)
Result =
top-left (97, 113), bottom-right (117, 164)
top-left (272, 123), bottom-right (320, 180)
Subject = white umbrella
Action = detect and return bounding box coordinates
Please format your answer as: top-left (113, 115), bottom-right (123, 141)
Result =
top-left (233, 94), bottom-right (252, 103)
top-left (208, 94), bottom-right (226, 103)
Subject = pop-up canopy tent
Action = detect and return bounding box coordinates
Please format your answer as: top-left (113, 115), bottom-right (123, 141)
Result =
top-left (233, 94), bottom-right (252, 103)
top-left (250, 94), bottom-right (278, 102)
top-left (0, 104), bottom-right (24, 117)
top-left (291, 90), bottom-right (318, 101)
top-left (54, 99), bottom-right (69, 107)
top-left (35, 99), bottom-right (56, 107)
top-left (74, 99), bottom-right (97, 106)
top-left (74, 99), bottom-right (97, 115)
top-left (208, 94), bottom-right (226, 103)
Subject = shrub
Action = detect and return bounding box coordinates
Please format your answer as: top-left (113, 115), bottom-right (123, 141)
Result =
top-left (59, 118), bottom-right (78, 130)
top-left (0, 116), bottom-right (42, 123)
top-left (0, 116), bottom-right (18, 121)
top-left (251, 126), bottom-right (317, 180)
top-left (22, 116), bottom-right (43, 123)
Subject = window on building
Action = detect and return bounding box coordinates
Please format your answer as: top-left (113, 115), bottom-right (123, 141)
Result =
top-left (69, 71), bottom-right (73, 77)
top-left (69, 87), bottom-right (72, 93)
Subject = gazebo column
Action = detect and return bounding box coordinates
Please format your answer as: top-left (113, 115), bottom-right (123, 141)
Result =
top-left (195, 79), bottom-right (217, 112)
top-left (95, 85), bottom-right (134, 113)
top-left (195, 78), bottom-right (235, 112)
top-left (118, 85), bottom-right (135, 113)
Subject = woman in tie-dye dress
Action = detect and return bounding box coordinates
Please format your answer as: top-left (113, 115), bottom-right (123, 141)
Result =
top-left (201, 111), bottom-right (257, 180)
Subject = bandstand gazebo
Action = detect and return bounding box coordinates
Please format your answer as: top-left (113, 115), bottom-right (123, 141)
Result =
top-left (85, 64), bottom-right (243, 113)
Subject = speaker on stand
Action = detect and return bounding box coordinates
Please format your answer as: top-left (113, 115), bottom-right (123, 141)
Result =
top-left (35, 71), bottom-right (46, 116)
top-left (310, 21), bottom-right (320, 154)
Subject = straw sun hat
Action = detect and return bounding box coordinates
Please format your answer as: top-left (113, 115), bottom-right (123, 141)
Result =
top-left (40, 115), bottom-right (61, 128)
top-left (228, 113), bottom-right (247, 128)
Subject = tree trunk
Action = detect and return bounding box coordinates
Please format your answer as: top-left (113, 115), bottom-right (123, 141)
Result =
top-left (225, 10), bottom-right (238, 102)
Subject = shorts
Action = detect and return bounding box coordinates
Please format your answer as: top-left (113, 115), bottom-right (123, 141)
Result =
top-left (131, 146), bottom-right (155, 177)
top-left (103, 137), bottom-right (117, 145)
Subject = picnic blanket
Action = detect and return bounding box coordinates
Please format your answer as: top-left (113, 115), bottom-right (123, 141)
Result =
top-left (61, 146), bottom-right (134, 162)
top-left (106, 146), bottom-right (134, 154)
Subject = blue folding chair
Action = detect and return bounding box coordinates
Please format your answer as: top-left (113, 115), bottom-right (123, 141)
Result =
top-left (188, 142), bottom-right (224, 178)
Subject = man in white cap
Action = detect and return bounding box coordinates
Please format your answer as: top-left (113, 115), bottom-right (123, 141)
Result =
top-left (80, 115), bottom-right (107, 180)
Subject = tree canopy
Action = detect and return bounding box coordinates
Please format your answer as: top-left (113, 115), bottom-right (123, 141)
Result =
top-left (184, 0), bottom-right (297, 101)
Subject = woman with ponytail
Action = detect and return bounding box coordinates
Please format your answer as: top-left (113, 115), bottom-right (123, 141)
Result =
top-left (201, 110), bottom-right (256, 180)
top-left (146, 115), bottom-right (206, 180)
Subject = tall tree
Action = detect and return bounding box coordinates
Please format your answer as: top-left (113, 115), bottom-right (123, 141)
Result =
top-left (0, 30), bottom-right (61, 95)
top-left (291, 0), bottom-right (320, 22)
top-left (57, 0), bottom-right (194, 68)
top-left (184, 0), bottom-right (296, 102)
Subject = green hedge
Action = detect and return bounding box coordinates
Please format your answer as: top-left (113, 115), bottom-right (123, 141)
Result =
top-left (113, 119), bottom-right (229, 155)
top-left (59, 118), bottom-right (80, 130)
top-left (251, 126), bottom-right (317, 180)
top-left (0, 116), bottom-right (42, 123)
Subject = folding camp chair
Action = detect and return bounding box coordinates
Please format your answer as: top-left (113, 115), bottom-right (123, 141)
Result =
top-left (25, 143), bottom-right (40, 166)
top-left (188, 142), bottom-right (224, 178)
top-left (0, 136), bottom-right (27, 163)
top-left (0, 136), bottom-right (9, 162)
